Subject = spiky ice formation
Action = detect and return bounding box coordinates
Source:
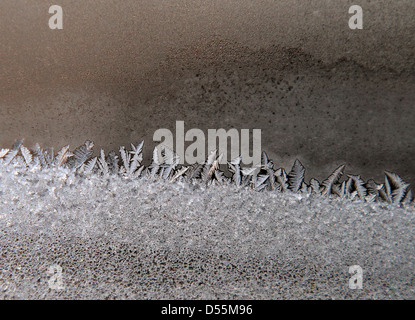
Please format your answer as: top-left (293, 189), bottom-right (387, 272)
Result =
top-left (0, 139), bottom-right (413, 205)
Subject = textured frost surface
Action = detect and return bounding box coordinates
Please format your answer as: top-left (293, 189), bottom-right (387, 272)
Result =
top-left (0, 162), bottom-right (414, 299)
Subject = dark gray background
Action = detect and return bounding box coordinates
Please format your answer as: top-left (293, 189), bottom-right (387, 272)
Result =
top-left (0, 0), bottom-right (414, 186)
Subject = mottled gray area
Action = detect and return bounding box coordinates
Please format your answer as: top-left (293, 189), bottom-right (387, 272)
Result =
top-left (0, 163), bottom-right (414, 299)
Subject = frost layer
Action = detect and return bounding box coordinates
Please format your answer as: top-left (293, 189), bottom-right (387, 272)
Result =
top-left (0, 163), bottom-right (414, 299)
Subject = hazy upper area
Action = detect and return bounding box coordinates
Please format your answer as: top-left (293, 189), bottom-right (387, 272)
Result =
top-left (1, 0), bottom-right (414, 98)
top-left (0, 0), bottom-right (414, 185)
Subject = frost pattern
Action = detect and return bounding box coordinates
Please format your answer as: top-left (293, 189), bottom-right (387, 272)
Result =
top-left (0, 139), bottom-right (415, 299)
top-left (0, 139), bottom-right (413, 205)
